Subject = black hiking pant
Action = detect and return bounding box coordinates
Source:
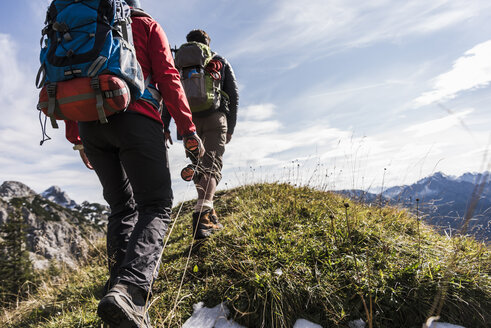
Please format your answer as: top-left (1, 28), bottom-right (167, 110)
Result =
top-left (78, 112), bottom-right (172, 294)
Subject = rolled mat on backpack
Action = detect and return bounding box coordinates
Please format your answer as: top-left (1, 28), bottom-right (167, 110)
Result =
top-left (37, 74), bottom-right (130, 123)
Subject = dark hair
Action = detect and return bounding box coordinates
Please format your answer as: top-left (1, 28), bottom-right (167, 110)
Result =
top-left (125, 0), bottom-right (141, 8)
top-left (186, 29), bottom-right (211, 46)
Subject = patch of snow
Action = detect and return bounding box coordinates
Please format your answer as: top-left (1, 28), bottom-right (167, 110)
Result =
top-left (383, 186), bottom-right (404, 198)
top-left (182, 304), bottom-right (465, 328)
top-left (429, 323), bottom-right (465, 328)
top-left (42, 186), bottom-right (78, 209)
top-left (348, 319), bottom-right (366, 328)
top-left (293, 319), bottom-right (322, 328)
top-left (416, 172), bottom-right (450, 185)
top-left (456, 172), bottom-right (490, 184)
top-left (182, 303), bottom-right (245, 328)
top-left (416, 185), bottom-right (438, 197)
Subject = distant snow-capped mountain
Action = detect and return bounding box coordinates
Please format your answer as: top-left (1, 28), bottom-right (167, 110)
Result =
top-left (41, 185), bottom-right (109, 226)
top-left (338, 172), bottom-right (490, 241)
top-left (383, 172), bottom-right (490, 240)
top-left (384, 172), bottom-right (490, 201)
top-left (41, 186), bottom-right (77, 209)
top-left (456, 172), bottom-right (488, 184)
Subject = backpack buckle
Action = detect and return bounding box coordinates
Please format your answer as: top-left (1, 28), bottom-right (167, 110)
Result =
top-left (52, 22), bottom-right (69, 33)
top-left (46, 83), bottom-right (56, 97)
top-left (90, 77), bottom-right (101, 91)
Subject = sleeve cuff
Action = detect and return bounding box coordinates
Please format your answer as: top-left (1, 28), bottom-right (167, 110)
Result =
top-left (181, 131), bottom-right (196, 138)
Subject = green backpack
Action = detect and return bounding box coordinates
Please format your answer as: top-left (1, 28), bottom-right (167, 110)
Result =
top-left (174, 42), bottom-right (227, 113)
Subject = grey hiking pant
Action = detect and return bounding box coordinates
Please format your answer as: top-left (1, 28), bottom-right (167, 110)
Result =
top-left (191, 111), bottom-right (227, 184)
top-left (78, 112), bottom-right (172, 293)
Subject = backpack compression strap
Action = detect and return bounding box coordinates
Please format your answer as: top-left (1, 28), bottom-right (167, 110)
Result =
top-left (90, 77), bottom-right (108, 124)
top-left (46, 83), bottom-right (59, 129)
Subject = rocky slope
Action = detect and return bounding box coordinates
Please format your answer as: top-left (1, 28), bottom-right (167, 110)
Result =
top-left (0, 181), bottom-right (108, 269)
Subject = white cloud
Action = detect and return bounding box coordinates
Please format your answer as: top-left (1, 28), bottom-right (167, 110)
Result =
top-left (404, 109), bottom-right (474, 137)
top-left (214, 99), bottom-right (488, 196)
top-left (29, 1), bottom-right (52, 22)
top-left (241, 104), bottom-right (276, 121)
top-left (228, 0), bottom-right (489, 59)
top-left (221, 103), bottom-right (390, 189)
top-left (414, 40), bottom-right (491, 106)
top-left (0, 35), bottom-right (25, 104)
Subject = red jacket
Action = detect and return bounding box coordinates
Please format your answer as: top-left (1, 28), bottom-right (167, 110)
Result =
top-left (66, 14), bottom-right (195, 144)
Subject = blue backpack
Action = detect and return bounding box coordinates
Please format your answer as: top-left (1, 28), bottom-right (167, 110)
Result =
top-left (36, 0), bottom-right (145, 129)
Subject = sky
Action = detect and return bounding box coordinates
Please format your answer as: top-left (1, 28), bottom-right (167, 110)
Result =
top-left (1, 0), bottom-right (491, 205)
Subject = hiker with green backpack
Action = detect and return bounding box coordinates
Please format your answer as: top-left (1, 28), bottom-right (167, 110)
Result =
top-left (173, 29), bottom-right (239, 239)
top-left (38, 0), bottom-right (204, 327)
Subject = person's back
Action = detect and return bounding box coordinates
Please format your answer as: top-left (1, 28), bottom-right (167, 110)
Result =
top-left (175, 29), bottom-right (239, 239)
top-left (63, 1), bottom-right (204, 327)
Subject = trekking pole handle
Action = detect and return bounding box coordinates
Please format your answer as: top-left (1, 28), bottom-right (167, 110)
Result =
top-left (184, 137), bottom-right (200, 158)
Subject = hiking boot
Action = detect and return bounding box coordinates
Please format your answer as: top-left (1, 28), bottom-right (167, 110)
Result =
top-left (97, 282), bottom-right (152, 328)
top-left (192, 209), bottom-right (223, 239)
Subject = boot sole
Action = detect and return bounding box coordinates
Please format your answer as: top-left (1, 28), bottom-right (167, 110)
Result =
top-left (194, 226), bottom-right (223, 239)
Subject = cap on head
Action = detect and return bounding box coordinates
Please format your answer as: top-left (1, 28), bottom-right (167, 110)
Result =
top-left (125, 0), bottom-right (141, 8)
top-left (186, 29), bottom-right (211, 46)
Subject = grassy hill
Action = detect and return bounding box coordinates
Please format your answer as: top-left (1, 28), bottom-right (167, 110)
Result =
top-left (1, 183), bottom-right (489, 327)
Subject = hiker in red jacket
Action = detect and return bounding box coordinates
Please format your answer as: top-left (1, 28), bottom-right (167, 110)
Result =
top-left (65, 1), bottom-right (204, 326)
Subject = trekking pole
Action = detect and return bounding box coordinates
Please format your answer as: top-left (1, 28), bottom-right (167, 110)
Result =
top-left (143, 138), bottom-right (205, 324)
top-left (165, 148), bottom-right (216, 327)
top-left (142, 175), bottom-right (196, 325)
top-left (145, 135), bottom-right (208, 327)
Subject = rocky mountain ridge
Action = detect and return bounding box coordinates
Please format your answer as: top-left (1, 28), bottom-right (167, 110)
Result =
top-left (0, 180), bottom-right (37, 199)
top-left (383, 172), bottom-right (490, 239)
top-left (41, 185), bottom-right (77, 209)
top-left (339, 172), bottom-right (490, 240)
top-left (0, 181), bottom-right (108, 269)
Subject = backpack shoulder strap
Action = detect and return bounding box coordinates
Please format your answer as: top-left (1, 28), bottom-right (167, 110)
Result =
top-left (131, 8), bottom-right (153, 19)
